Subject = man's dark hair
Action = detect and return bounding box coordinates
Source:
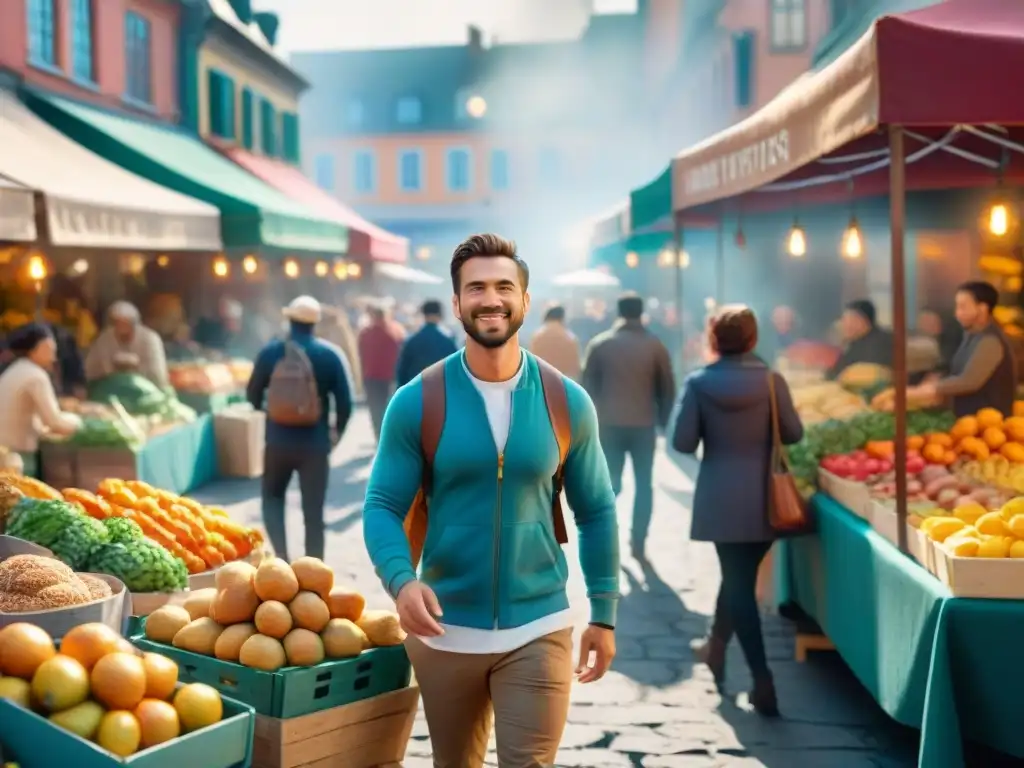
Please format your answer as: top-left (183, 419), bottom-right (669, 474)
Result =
top-left (617, 292), bottom-right (644, 320)
top-left (710, 304), bottom-right (759, 355)
top-left (544, 305), bottom-right (566, 322)
top-left (957, 280), bottom-right (999, 312)
top-left (450, 233), bottom-right (530, 293)
top-left (421, 299), bottom-right (443, 317)
top-left (845, 299), bottom-right (877, 327)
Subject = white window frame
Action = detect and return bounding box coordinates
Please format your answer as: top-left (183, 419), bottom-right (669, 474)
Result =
top-left (770, 0), bottom-right (807, 51)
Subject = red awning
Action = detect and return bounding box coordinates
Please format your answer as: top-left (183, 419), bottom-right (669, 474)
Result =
top-left (671, 0), bottom-right (1024, 215)
top-left (224, 148), bottom-right (408, 263)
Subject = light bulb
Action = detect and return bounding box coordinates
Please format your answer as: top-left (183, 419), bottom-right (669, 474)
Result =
top-left (315, 260), bottom-right (329, 277)
top-left (284, 259), bottom-right (299, 279)
top-left (679, 250), bottom-right (690, 269)
top-left (27, 254), bottom-right (47, 281)
top-left (625, 251), bottom-right (639, 268)
top-left (242, 255), bottom-right (258, 274)
top-left (416, 247), bottom-right (432, 261)
top-left (333, 260), bottom-right (347, 280)
top-left (990, 203), bottom-right (1009, 236)
top-left (348, 263), bottom-right (362, 278)
top-left (842, 220), bottom-right (863, 259)
top-left (156, 255), bottom-right (169, 268)
top-left (212, 257), bottom-right (229, 278)
top-left (787, 226), bottom-right (807, 257)
top-left (466, 95), bottom-right (487, 119)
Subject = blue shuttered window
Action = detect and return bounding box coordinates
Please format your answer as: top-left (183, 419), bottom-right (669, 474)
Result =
top-left (733, 31), bottom-right (755, 109)
top-left (398, 150), bottom-right (422, 191)
top-left (446, 149), bottom-right (472, 192)
top-left (490, 149), bottom-right (509, 191)
top-left (353, 151), bottom-right (376, 194)
top-left (314, 154), bottom-right (335, 191)
top-left (125, 11), bottom-right (152, 103)
top-left (207, 70), bottom-right (236, 140)
top-left (282, 112), bottom-right (300, 164)
top-left (260, 98), bottom-right (277, 156)
top-left (71, 0), bottom-right (94, 81)
top-left (27, 0), bottom-right (57, 67)
top-left (241, 88), bottom-right (254, 149)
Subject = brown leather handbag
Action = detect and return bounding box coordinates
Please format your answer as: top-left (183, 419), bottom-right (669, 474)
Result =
top-left (767, 371), bottom-right (810, 533)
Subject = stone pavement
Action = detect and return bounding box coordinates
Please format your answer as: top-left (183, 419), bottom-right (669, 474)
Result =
top-left (195, 409), bottom-right (920, 768)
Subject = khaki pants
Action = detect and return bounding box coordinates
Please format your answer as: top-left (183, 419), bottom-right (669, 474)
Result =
top-left (405, 628), bottom-right (574, 768)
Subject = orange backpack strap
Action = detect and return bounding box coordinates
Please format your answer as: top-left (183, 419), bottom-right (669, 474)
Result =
top-left (403, 361), bottom-right (446, 568)
top-left (537, 358), bottom-right (572, 545)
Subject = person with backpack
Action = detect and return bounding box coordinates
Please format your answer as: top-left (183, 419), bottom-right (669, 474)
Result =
top-left (362, 234), bottom-right (620, 768)
top-left (246, 296), bottom-right (353, 562)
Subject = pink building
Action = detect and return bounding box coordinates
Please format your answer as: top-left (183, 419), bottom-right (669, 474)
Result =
top-left (0, 0), bottom-right (180, 121)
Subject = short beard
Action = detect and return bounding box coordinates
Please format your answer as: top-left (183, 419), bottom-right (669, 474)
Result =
top-left (461, 311), bottom-right (524, 349)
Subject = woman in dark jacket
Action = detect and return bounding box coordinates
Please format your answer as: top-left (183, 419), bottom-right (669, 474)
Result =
top-left (672, 304), bottom-right (804, 716)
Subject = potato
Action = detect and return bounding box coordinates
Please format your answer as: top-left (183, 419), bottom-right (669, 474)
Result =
top-left (183, 588), bottom-right (217, 621)
top-left (325, 588), bottom-right (365, 622)
top-left (214, 623), bottom-right (258, 662)
top-left (172, 617), bottom-right (224, 655)
top-left (145, 605), bottom-right (192, 644)
top-left (321, 619), bottom-right (367, 659)
top-left (356, 610), bottom-right (405, 647)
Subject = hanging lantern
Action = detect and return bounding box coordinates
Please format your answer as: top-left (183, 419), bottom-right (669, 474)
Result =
top-left (315, 260), bottom-right (329, 277)
top-left (212, 256), bottom-right (230, 278)
top-left (786, 223), bottom-right (807, 257)
top-left (989, 202), bottom-right (1010, 237)
top-left (242, 255), bottom-right (258, 275)
top-left (657, 248), bottom-right (674, 267)
top-left (156, 255), bottom-right (170, 268)
top-left (27, 253), bottom-right (48, 281)
top-left (625, 251), bottom-right (639, 268)
top-left (333, 260), bottom-right (348, 280)
top-left (841, 217), bottom-right (863, 259)
top-left (348, 262), bottom-right (362, 279)
top-left (284, 258), bottom-right (299, 279)
top-left (678, 250), bottom-right (690, 269)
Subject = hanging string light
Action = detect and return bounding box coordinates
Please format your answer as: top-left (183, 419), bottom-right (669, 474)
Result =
top-left (657, 248), bottom-right (674, 267)
top-left (625, 251), bottom-right (639, 268)
top-left (841, 217), bottom-right (864, 259)
top-left (989, 202), bottom-right (1010, 236)
top-left (348, 263), bottom-right (362, 279)
top-left (284, 258), bottom-right (299, 279)
top-left (156, 255), bottom-right (170, 268)
top-left (786, 221), bottom-right (807, 257)
top-left (27, 253), bottom-right (48, 282)
top-left (212, 256), bottom-right (230, 278)
top-left (242, 255), bottom-right (258, 275)
top-left (333, 260), bottom-right (348, 280)
top-left (315, 260), bottom-right (329, 277)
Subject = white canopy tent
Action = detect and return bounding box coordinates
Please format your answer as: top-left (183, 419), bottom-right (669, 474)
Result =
top-left (374, 261), bottom-right (444, 285)
top-left (551, 269), bottom-right (621, 288)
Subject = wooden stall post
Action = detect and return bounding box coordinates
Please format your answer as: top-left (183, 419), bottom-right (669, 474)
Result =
top-left (889, 124), bottom-right (909, 554)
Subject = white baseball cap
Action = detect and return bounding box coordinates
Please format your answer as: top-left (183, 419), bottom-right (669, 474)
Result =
top-left (282, 295), bottom-right (321, 324)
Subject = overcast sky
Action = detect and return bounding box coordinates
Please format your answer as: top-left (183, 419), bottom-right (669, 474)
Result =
top-left (255, 0), bottom-right (639, 53)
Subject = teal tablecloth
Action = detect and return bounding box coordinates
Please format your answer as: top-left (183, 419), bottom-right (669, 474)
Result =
top-left (175, 390), bottom-right (243, 415)
top-left (135, 414), bottom-right (217, 495)
top-left (777, 494), bottom-right (1024, 768)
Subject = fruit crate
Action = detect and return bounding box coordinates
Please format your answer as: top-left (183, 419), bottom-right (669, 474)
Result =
top-left (932, 543), bottom-right (1024, 598)
top-left (817, 469), bottom-right (871, 519)
top-left (131, 631), bottom-right (411, 718)
top-left (252, 685), bottom-right (419, 768)
top-left (0, 692), bottom-right (255, 768)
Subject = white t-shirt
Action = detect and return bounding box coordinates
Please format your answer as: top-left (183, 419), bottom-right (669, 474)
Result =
top-left (420, 352), bottom-right (574, 654)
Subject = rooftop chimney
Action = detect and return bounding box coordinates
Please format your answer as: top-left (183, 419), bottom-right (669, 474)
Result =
top-left (468, 24), bottom-right (486, 50)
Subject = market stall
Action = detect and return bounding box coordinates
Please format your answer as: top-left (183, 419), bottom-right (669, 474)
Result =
top-left (663, 1), bottom-right (1024, 765)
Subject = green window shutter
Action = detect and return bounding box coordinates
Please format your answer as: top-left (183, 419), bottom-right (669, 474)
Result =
top-left (221, 74), bottom-right (236, 140)
top-left (207, 70), bottom-right (224, 137)
top-left (241, 88), bottom-right (254, 149)
top-left (260, 98), bottom-right (277, 156)
top-left (282, 112), bottom-right (300, 164)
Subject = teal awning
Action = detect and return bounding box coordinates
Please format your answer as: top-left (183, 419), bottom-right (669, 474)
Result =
top-left (629, 166), bottom-right (672, 232)
top-left (813, 0), bottom-right (942, 69)
top-left (25, 90), bottom-right (348, 254)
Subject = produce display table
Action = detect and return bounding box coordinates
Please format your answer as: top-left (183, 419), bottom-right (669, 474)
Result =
top-left (176, 390), bottom-right (245, 415)
top-left (777, 494), bottom-right (1024, 768)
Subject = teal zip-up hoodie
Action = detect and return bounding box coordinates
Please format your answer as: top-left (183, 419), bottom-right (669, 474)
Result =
top-left (363, 350), bottom-right (620, 629)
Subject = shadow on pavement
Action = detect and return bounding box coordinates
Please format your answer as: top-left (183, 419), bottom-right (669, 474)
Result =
top-left (611, 560), bottom-right (699, 688)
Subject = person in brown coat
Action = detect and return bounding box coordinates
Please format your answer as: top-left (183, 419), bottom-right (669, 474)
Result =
top-left (529, 305), bottom-right (581, 380)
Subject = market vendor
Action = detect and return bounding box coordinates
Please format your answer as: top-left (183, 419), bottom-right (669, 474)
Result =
top-left (0, 323), bottom-right (82, 477)
top-left (85, 301), bottom-right (170, 388)
top-left (908, 281), bottom-right (1017, 417)
top-left (825, 299), bottom-right (893, 380)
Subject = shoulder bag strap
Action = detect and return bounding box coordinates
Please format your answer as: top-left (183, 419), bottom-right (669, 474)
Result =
top-left (420, 361), bottom-right (447, 492)
top-left (766, 371), bottom-right (790, 474)
top-left (537, 357), bottom-right (572, 545)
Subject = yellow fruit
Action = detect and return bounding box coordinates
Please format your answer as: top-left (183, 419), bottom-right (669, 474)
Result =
top-left (1008, 514), bottom-right (1024, 538)
top-left (142, 653), bottom-right (179, 701)
top-left (1001, 497), bottom-right (1024, 521)
top-left (213, 623), bottom-right (258, 662)
top-left (173, 683), bottom-right (223, 732)
top-left (135, 698), bottom-right (181, 748)
top-left (953, 502), bottom-right (987, 524)
top-left (945, 535), bottom-right (980, 557)
top-left (182, 589), bottom-right (217, 621)
top-left (60, 623), bottom-right (122, 672)
top-left (253, 558), bottom-right (300, 603)
top-left (172, 618), bottom-right (224, 655)
top-left (1009, 540), bottom-right (1024, 558)
top-left (214, 562), bottom-right (257, 592)
top-left (975, 512), bottom-right (1009, 536)
top-left (977, 536), bottom-right (1011, 558)
top-left (31, 655), bottom-right (90, 713)
top-left (290, 557), bottom-right (334, 598)
top-left (254, 601), bottom-right (293, 639)
top-left (326, 588), bottom-right (365, 622)
top-left (321, 619), bottom-right (367, 659)
top-left (289, 591), bottom-right (330, 633)
top-left (49, 700), bottom-right (105, 740)
top-left (145, 606), bottom-right (193, 643)
top-left (0, 676), bottom-right (32, 707)
top-left (238, 634), bottom-right (286, 671)
top-left (926, 517), bottom-right (968, 542)
top-left (210, 584), bottom-right (260, 625)
top-left (282, 629), bottom-right (325, 667)
top-left (91, 652), bottom-right (147, 711)
top-left (97, 711), bottom-right (142, 757)
top-left (0, 623), bottom-right (56, 679)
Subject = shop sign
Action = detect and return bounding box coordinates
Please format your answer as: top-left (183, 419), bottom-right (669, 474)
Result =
top-left (682, 130), bottom-right (791, 197)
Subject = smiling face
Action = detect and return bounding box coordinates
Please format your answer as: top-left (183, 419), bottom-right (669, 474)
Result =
top-left (453, 255), bottom-right (529, 349)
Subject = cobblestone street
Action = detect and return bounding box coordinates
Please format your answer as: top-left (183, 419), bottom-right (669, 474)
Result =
top-left (195, 409), bottom-right (920, 767)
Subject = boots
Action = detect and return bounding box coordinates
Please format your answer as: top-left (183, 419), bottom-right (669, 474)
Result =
top-left (750, 674), bottom-right (780, 718)
top-left (691, 614), bottom-right (731, 692)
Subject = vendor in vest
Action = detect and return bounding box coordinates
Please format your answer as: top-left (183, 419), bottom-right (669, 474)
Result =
top-left (909, 281), bottom-right (1018, 417)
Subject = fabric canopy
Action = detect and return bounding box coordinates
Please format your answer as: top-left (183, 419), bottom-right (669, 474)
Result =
top-left (24, 91), bottom-right (347, 254)
top-left (588, 201), bottom-right (631, 248)
top-left (551, 269), bottom-right (620, 288)
top-left (671, 0), bottom-right (1024, 213)
top-left (0, 176), bottom-right (36, 243)
top-left (374, 261), bottom-right (443, 285)
top-left (629, 166), bottom-right (672, 232)
top-left (0, 90), bottom-right (220, 250)
top-left (224, 148), bottom-right (408, 263)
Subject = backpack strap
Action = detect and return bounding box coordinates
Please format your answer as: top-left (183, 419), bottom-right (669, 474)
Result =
top-left (537, 357), bottom-right (572, 545)
top-left (420, 361), bottom-right (447, 492)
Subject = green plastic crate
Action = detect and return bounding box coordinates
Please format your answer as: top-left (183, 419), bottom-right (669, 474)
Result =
top-left (0, 692), bottom-right (254, 768)
top-left (131, 634), bottom-right (412, 718)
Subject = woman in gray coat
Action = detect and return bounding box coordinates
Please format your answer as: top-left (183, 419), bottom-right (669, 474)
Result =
top-left (672, 305), bottom-right (804, 717)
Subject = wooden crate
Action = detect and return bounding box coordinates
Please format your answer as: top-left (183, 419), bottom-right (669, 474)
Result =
top-left (817, 469), bottom-right (871, 519)
top-left (933, 544), bottom-right (1024, 598)
top-left (40, 442), bottom-right (138, 490)
top-left (252, 685), bottom-right (420, 768)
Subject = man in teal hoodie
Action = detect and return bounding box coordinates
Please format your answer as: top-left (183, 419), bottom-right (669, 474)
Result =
top-left (363, 233), bottom-right (620, 768)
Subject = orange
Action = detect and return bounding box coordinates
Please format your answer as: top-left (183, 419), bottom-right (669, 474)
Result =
top-left (983, 427), bottom-right (1008, 451)
top-left (142, 653), bottom-right (179, 701)
top-left (135, 698), bottom-right (181, 748)
top-left (1015, 400), bottom-right (1024, 418)
top-left (926, 433), bottom-right (955, 448)
top-left (31, 654), bottom-right (90, 713)
top-left (1004, 417), bottom-right (1024, 442)
top-left (977, 408), bottom-right (1004, 429)
top-left (173, 683), bottom-right (223, 732)
top-left (91, 652), bottom-right (147, 711)
top-left (950, 417), bottom-right (979, 439)
top-left (907, 435), bottom-right (926, 451)
top-left (97, 710), bottom-right (141, 757)
top-left (114, 637), bottom-right (140, 656)
top-left (60, 623), bottom-right (122, 672)
top-left (1002, 442), bottom-right (1024, 463)
top-left (0, 623), bottom-right (56, 679)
